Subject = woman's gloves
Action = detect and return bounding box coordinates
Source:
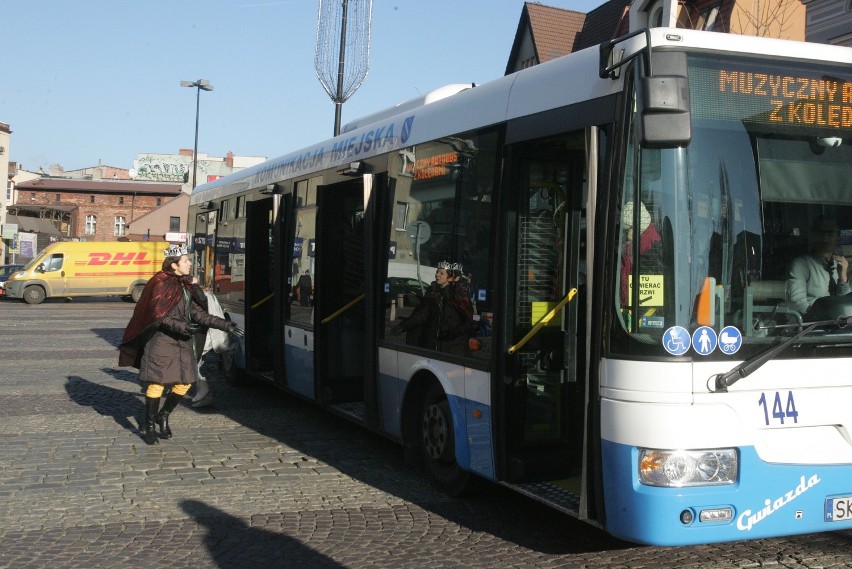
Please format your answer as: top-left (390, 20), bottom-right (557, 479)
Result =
top-left (179, 320), bottom-right (243, 338)
top-left (227, 322), bottom-right (245, 337)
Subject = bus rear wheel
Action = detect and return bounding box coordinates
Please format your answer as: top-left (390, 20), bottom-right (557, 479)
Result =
top-left (23, 285), bottom-right (46, 305)
top-left (420, 382), bottom-right (471, 496)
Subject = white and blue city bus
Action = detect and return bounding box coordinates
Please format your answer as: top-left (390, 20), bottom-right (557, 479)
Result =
top-left (188, 27), bottom-right (852, 545)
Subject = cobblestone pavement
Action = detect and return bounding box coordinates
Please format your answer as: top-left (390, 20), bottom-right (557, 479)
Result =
top-left (1, 298), bottom-right (851, 568)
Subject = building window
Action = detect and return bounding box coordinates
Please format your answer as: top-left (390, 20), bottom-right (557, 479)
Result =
top-left (114, 216), bottom-right (126, 237)
top-left (697, 3), bottom-right (721, 31)
top-left (30, 192), bottom-right (35, 202)
top-left (169, 216), bottom-right (180, 232)
top-left (85, 215), bottom-right (97, 235)
top-left (236, 195), bottom-right (246, 218)
top-left (89, 195), bottom-right (95, 204)
top-left (156, 197), bottom-right (162, 206)
top-left (650, 5), bottom-right (664, 27)
top-left (55, 194), bottom-right (61, 202)
top-left (118, 196), bottom-right (125, 205)
top-left (395, 201), bottom-right (409, 230)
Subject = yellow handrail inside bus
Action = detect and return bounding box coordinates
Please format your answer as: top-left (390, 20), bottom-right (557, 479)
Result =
top-left (507, 288), bottom-right (577, 355)
top-left (321, 293), bottom-right (366, 324)
top-left (251, 293), bottom-right (274, 310)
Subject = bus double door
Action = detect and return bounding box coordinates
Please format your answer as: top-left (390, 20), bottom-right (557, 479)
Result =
top-left (499, 134), bottom-right (587, 485)
top-left (313, 175), bottom-right (387, 425)
top-left (244, 197), bottom-right (276, 379)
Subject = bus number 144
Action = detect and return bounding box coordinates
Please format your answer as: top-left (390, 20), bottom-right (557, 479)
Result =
top-left (758, 391), bottom-right (799, 426)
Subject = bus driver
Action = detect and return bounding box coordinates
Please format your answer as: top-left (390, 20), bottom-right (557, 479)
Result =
top-left (786, 216), bottom-right (850, 315)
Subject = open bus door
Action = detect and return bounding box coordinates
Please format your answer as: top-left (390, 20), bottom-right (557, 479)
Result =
top-left (314, 174), bottom-right (387, 426)
top-left (243, 197), bottom-right (276, 381)
top-left (498, 134), bottom-right (587, 496)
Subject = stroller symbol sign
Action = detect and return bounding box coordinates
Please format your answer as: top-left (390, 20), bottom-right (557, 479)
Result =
top-left (718, 326), bottom-right (742, 354)
top-left (663, 326), bottom-right (690, 356)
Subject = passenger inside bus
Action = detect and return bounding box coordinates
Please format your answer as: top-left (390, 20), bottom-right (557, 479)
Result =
top-left (391, 262), bottom-right (475, 356)
top-left (619, 201), bottom-right (661, 306)
top-left (786, 216), bottom-right (850, 315)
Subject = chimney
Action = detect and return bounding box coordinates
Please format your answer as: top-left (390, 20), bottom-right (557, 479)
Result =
top-left (226, 152), bottom-right (234, 168)
top-left (179, 148), bottom-right (194, 157)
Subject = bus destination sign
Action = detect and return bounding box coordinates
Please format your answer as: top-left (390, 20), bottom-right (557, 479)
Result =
top-left (718, 70), bottom-right (851, 128)
top-left (691, 60), bottom-right (852, 131)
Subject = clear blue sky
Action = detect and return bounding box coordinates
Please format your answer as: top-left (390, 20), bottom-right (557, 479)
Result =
top-left (3, 0), bottom-right (604, 171)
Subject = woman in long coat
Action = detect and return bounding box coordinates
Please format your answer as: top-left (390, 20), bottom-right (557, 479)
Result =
top-left (119, 248), bottom-right (243, 444)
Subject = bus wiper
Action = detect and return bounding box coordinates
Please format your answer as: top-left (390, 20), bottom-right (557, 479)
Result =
top-left (711, 316), bottom-right (851, 393)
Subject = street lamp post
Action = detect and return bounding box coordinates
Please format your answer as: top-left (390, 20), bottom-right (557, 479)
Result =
top-left (180, 79), bottom-right (213, 191)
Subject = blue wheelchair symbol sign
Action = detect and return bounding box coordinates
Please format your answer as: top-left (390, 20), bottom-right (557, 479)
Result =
top-left (692, 326), bottom-right (718, 355)
top-left (718, 326), bottom-right (742, 355)
top-left (663, 326), bottom-right (690, 356)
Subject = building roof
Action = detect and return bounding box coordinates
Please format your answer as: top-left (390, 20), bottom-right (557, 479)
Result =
top-left (506, 2), bottom-right (586, 74)
top-left (15, 178), bottom-right (183, 195)
top-left (573, 0), bottom-right (632, 51)
top-left (5, 214), bottom-right (62, 236)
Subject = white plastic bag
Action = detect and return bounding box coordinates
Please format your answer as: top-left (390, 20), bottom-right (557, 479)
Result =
top-left (204, 291), bottom-right (234, 354)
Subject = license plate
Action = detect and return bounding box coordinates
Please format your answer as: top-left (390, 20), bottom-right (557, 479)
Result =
top-left (825, 495), bottom-right (852, 522)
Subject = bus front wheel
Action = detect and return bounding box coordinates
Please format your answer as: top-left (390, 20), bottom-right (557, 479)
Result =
top-left (420, 382), bottom-right (471, 496)
top-left (23, 285), bottom-right (46, 305)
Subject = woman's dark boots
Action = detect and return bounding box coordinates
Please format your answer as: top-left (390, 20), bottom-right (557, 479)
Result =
top-left (156, 392), bottom-right (183, 439)
top-left (143, 397), bottom-right (160, 445)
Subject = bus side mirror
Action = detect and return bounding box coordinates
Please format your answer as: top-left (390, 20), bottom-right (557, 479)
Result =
top-left (638, 51), bottom-right (691, 148)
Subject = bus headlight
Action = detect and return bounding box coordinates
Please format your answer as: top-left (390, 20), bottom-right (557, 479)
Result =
top-left (639, 449), bottom-right (738, 487)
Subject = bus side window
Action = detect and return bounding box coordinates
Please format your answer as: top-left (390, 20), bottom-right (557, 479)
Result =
top-left (384, 130), bottom-right (498, 359)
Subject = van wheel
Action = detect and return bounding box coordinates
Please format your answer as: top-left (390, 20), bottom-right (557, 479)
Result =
top-left (420, 382), bottom-right (472, 496)
top-left (23, 285), bottom-right (46, 305)
top-left (130, 285), bottom-right (145, 303)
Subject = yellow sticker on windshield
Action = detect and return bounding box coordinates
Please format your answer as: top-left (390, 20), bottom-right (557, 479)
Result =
top-left (628, 274), bottom-right (664, 307)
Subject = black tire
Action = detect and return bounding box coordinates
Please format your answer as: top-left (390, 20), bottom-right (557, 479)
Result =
top-left (420, 382), bottom-right (472, 496)
top-left (221, 350), bottom-right (247, 387)
top-left (130, 285), bottom-right (145, 303)
top-left (23, 285), bottom-right (46, 305)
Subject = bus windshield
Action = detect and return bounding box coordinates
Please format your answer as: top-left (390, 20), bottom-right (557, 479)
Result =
top-left (614, 53), bottom-right (852, 359)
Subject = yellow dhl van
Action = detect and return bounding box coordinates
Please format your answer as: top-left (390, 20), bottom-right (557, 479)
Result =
top-left (4, 241), bottom-right (169, 304)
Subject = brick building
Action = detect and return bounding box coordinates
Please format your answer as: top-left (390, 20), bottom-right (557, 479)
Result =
top-left (10, 178), bottom-right (183, 243)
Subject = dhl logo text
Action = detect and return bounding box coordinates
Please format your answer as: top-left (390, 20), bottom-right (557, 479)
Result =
top-left (87, 252), bottom-right (153, 266)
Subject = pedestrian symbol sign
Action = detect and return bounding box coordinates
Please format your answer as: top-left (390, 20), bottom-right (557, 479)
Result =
top-left (692, 326), bottom-right (717, 355)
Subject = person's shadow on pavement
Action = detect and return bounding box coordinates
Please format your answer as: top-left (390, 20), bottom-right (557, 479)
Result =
top-left (180, 499), bottom-right (346, 569)
top-left (65, 375), bottom-right (143, 437)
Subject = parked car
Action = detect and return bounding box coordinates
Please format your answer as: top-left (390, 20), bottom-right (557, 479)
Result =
top-left (386, 277), bottom-right (430, 307)
top-left (0, 264), bottom-right (24, 297)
